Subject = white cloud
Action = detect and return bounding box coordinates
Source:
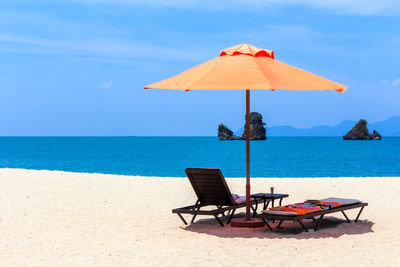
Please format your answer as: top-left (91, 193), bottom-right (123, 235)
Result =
top-left (72, 0), bottom-right (400, 16)
top-left (98, 81), bottom-right (113, 89)
top-left (0, 32), bottom-right (209, 62)
top-left (268, 0), bottom-right (400, 15)
top-left (0, 11), bottom-right (212, 62)
top-left (392, 78), bottom-right (400, 87)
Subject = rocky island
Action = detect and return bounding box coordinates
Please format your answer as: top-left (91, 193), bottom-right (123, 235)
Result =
top-left (343, 119), bottom-right (382, 140)
top-left (217, 124), bottom-right (239, 140)
top-left (218, 112), bottom-right (267, 140)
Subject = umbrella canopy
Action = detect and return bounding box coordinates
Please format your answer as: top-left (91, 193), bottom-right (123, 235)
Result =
top-left (144, 44), bottom-right (347, 227)
top-left (145, 43), bottom-right (348, 92)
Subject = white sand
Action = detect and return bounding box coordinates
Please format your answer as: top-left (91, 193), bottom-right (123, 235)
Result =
top-left (0, 168), bottom-right (399, 266)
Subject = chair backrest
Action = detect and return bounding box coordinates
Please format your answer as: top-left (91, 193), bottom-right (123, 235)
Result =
top-left (185, 168), bottom-right (236, 206)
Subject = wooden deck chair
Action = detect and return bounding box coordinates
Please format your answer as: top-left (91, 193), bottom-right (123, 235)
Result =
top-left (172, 168), bottom-right (264, 226)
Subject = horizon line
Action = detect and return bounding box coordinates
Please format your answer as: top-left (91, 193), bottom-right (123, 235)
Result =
top-left (0, 135), bottom-right (399, 137)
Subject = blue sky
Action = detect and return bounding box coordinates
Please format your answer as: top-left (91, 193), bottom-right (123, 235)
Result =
top-left (1, 0), bottom-right (400, 136)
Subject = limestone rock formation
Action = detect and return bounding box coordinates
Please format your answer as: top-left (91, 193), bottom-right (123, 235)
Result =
top-left (218, 124), bottom-right (239, 140)
top-left (343, 119), bottom-right (382, 140)
top-left (343, 119), bottom-right (370, 140)
top-left (240, 112), bottom-right (267, 140)
top-left (218, 112), bottom-right (267, 140)
top-left (371, 130), bottom-right (382, 140)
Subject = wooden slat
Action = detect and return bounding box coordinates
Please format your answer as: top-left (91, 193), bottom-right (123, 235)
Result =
top-left (195, 186), bottom-right (225, 192)
top-left (193, 182), bottom-right (224, 188)
top-left (192, 179), bottom-right (222, 184)
top-left (189, 172), bottom-right (220, 177)
top-left (185, 168), bottom-right (235, 207)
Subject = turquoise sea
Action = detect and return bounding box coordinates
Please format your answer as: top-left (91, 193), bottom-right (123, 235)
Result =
top-left (0, 137), bottom-right (399, 177)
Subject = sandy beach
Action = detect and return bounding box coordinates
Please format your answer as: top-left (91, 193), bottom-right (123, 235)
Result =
top-left (0, 168), bottom-right (399, 266)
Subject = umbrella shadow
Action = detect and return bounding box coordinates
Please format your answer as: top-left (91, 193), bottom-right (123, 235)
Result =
top-left (180, 212), bottom-right (374, 239)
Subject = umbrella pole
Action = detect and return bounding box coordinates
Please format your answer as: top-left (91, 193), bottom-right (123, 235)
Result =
top-left (230, 90), bottom-right (264, 228)
top-left (245, 90), bottom-right (251, 220)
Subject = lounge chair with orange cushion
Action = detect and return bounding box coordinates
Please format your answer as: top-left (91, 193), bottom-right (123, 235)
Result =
top-left (256, 197), bottom-right (368, 232)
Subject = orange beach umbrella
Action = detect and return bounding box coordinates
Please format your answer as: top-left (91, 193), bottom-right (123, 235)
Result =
top-left (144, 44), bottom-right (347, 227)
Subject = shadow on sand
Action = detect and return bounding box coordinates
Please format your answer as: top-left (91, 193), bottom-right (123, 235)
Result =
top-left (180, 212), bottom-right (374, 239)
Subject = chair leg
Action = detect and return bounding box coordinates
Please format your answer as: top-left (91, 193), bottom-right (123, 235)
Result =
top-left (264, 200), bottom-right (270, 210)
top-left (311, 217), bottom-right (317, 222)
top-left (341, 210), bottom-right (351, 223)
top-left (250, 204), bottom-right (257, 217)
top-left (262, 218), bottom-right (273, 231)
top-left (190, 214), bottom-right (198, 224)
top-left (227, 209), bottom-right (236, 224)
top-left (177, 213), bottom-right (188, 225)
top-left (355, 206), bottom-right (365, 222)
top-left (253, 201), bottom-right (259, 217)
top-left (216, 205), bottom-right (226, 216)
top-left (277, 220), bottom-right (284, 229)
top-left (190, 205), bottom-right (201, 223)
top-left (298, 220), bottom-right (309, 232)
top-left (214, 215), bottom-right (224, 227)
top-left (313, 215), bottom-right (324, 232)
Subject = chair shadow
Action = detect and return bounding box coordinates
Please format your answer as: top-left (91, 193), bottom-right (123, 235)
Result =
top-left (180, 212), bottom-right (374, 239)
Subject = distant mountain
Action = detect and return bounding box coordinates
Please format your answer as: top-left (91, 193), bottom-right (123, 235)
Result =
top-left (267, 120), bottom-right (356, 136)
top-left (234, 116), bottom-right (400, 136)
top-left (368, 116), bottom-right (400, 136)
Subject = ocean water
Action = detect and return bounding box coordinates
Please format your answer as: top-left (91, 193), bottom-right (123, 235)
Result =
top-left (0, 137), bottom-right (399, 177)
